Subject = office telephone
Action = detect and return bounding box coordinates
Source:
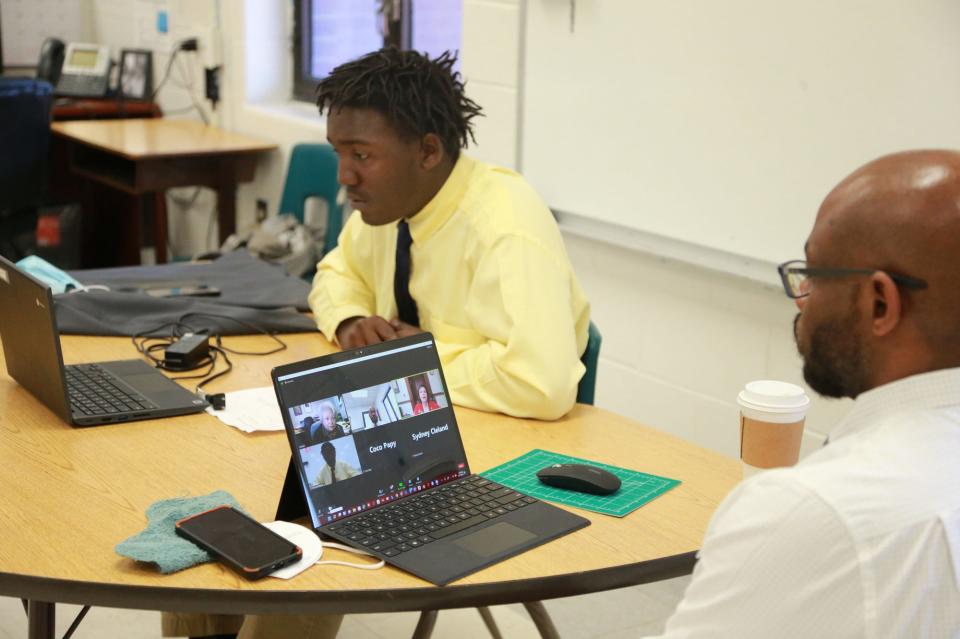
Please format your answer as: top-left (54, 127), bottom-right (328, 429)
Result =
top-left (37, 38), bottom-right (111, 98)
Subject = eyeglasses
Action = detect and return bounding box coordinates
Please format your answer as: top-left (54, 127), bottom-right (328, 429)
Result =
top-left (777, 260), bottom-right (928, 299)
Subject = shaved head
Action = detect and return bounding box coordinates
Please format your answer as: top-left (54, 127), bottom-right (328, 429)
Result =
top-left (814, 150), bottom-right (960, 275)
top-left (800, 150), bottom-right (960, 390)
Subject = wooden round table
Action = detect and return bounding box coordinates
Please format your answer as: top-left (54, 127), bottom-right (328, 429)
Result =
top-left (0, 333), bottom-right (740, 638)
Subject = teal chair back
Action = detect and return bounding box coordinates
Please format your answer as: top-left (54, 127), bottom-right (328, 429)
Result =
top-left (278, 143), bottom-right (342, 254)
top-left (577, 321), bottom-right (602, 405)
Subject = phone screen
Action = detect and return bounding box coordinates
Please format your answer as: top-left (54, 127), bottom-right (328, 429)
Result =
top-left (67, 48), bottom-right (99, 68)
top-left (176, 506), bottom-right (301, 577)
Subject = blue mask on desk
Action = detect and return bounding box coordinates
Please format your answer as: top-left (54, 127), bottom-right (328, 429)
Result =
top-left (16, 255), bottom-right (82, 295)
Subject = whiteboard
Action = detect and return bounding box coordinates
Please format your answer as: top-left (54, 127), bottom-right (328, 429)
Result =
top-left (521, 0), bottom-right (960, 264)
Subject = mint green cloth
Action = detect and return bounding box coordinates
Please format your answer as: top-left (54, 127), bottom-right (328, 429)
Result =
top-left (115, 490), bottom-right (243, 574)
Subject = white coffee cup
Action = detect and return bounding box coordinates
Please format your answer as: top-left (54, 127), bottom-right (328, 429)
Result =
top-left (737, 380), bottom-right (810, 478)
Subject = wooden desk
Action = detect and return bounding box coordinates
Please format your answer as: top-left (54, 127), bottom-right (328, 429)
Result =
top-left (51, 119), bottom-right (277, 264)
top-left (0, 333), bottom-right (740, 639)
top-left (52, 98), bottom-right (162, 121)
top-left (47, 102), bottom-right (162, 268)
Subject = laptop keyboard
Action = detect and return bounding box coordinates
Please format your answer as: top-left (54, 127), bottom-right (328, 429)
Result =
top-left (65, 364), bottom-right (156, 416)
top-left (324, 474), bottom-right (538, 557)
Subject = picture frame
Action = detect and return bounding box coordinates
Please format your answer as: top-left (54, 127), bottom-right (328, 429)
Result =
top-left (118, 49), bottom-right (153, 100)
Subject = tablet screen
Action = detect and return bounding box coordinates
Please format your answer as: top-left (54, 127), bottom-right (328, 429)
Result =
top-left (274, 335), bottom-right (469, 528)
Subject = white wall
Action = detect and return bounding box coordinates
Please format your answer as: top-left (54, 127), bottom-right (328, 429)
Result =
top-left (460, 0), bottom-right (524, 168)
top-left (565, 232), bottom-right (852, 458)
top-left (83, 0), bottom-right (851, 458)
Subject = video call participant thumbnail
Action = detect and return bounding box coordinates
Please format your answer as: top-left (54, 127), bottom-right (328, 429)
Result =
top-left (412, 383), bottom-right (441, 415)
top-left (303, 400), bottom-right (347, 446)
top-left (316, 441), bottom-right (360, 487)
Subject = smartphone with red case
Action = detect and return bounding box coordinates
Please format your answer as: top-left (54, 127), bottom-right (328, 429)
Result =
top-left (175, 505), bottom-right (302, 580)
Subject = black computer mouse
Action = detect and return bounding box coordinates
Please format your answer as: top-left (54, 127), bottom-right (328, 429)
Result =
top-left (536, 463), bottom-right (621, 495)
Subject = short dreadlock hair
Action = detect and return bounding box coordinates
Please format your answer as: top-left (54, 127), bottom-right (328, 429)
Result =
top-left (316, 48), bottom-right (484, 161)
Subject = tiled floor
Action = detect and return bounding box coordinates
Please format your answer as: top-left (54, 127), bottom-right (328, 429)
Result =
top-left (0, 576), bottom-right (689, 638)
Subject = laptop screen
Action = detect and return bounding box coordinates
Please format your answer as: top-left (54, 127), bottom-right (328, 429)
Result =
top-left (273, 334), bottom-right (470, 528)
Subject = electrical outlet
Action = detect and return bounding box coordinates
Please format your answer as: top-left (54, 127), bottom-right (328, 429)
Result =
top-left (205, 66), bottom-right (221, 106)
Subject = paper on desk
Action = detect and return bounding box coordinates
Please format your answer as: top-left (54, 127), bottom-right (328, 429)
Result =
top-left (206, 385), bottom-right (283, 432)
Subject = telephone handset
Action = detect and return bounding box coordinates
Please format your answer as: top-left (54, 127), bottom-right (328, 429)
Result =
top-left (37, 38), bottom-right (65, 86)
top-left (37, 39), bottom-right (111, 98)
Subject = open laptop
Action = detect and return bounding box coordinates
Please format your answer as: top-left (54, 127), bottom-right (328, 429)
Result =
top-left (0, 255), bottom-right (207, 426)
top-left (271, 333), bottom-right (590, 586)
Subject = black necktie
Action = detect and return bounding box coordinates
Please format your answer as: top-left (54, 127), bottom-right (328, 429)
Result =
top-left (394, 219), bottom-right (419, 326)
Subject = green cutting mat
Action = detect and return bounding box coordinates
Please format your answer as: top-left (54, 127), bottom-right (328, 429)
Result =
top-left (480, 449), bottom-right (680, 518)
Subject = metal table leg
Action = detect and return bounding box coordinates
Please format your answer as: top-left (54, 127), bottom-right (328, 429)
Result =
top-left (27, 600), bottom-right (55, 639)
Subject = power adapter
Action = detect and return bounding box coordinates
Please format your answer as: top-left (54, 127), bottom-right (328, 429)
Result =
top-left (204, 65), bottom-right (221, 107)
top-left (164, 333), bottom-right (210, 370)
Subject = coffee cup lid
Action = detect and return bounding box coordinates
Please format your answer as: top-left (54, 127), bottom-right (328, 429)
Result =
top-left (737, 380), bottom-right (810, 422)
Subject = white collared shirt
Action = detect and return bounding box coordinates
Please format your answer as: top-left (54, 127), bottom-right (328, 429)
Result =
top-left (650, 368), bottom-right (960, 638)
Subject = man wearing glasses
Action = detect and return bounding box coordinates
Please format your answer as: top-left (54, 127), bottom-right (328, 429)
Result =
top-left (650, 150), bottom-right (960, 637)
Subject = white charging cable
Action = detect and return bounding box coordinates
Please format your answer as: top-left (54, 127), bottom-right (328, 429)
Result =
top-left (316, 541), bottom-right (385, 570)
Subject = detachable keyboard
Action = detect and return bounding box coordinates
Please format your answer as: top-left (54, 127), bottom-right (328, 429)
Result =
top-left (323, 474), bottom-right (539, 557)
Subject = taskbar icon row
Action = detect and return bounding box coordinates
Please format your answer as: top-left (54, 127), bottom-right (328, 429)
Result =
top-left (324, 469), bottom-right (467, 521)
